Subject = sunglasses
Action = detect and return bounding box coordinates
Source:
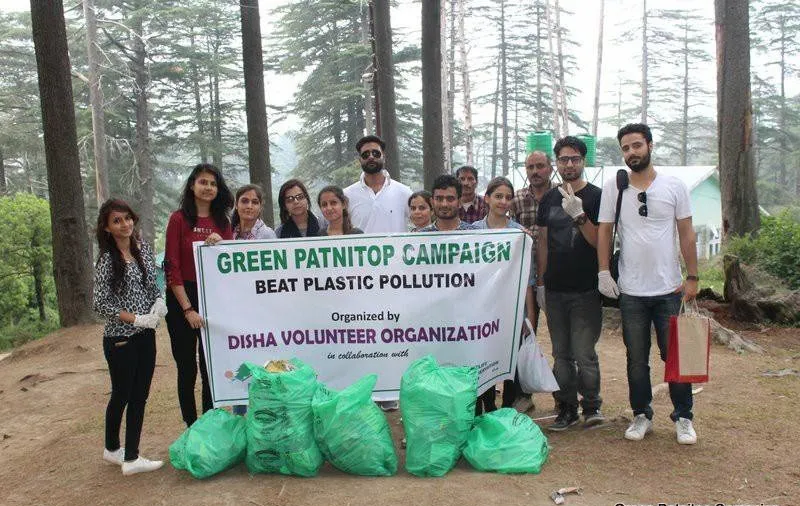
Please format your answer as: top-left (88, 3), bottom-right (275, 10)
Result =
top-left (284, 193), bottom-right (307, 203)
top-left (360, 149), bottom-right (383, 160)
top-left (638, 191), bottom-right (647, 217)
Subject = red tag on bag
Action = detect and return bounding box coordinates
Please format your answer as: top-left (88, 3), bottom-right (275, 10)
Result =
top-left (665, 311), bottom-right (711, 383)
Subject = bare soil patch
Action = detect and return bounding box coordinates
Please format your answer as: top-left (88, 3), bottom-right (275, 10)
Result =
top-left (1, 318), bottom-right (798, 506)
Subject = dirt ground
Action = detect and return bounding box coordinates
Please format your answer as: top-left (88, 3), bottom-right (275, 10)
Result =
top-left (1, 310), bottom-right (798, 506)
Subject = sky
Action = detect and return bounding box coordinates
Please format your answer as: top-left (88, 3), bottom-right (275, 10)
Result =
top-left (1, 0), bottom-right (796, 149)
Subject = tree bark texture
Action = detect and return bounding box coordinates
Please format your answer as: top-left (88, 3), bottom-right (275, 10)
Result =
top-left (0, 147), bottom-right (6, 194)
top-left (373, 0), bottom-right (400, 181)
top-left (422, 0), bottom-right (445, 190)
top-left (591, 0), bottom-right (604, 137)
top-left (83, 0), bottom-right (109, 207)
top-left (457, 0), bottom-right (473, 165)
top-left (240, 0), bottom-right (273, 225)
top-left (715, 0), bottom-right (760, 238)
top-left (131, 12), bottom-right (155, 243)
top-left (447, 0), bottom-right (456, 171)
top-left (30, 0), bottom-right (94, 326)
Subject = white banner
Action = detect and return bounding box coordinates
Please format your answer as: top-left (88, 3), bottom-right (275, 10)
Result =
top-left (194, 230), bottom-right (531, 406)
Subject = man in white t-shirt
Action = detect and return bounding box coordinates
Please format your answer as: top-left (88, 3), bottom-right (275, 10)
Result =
top-left (596, 123), bottom-right (700, 445)
top-left (344, 135), bottom-right (412, 235)
top-left (344, 135), bottom-right (411, 412)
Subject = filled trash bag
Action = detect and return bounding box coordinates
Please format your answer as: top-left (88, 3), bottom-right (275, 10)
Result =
top-left (169, 408), bottom-right (247, 479)
top-left (400, 355), bottom-right (478, 477)
top-left (239, 359), bottom-right (323, 476)
top-left (312, 374), bottom-right (397, 476)
top-left (463, 408), bottom-right (549, 474)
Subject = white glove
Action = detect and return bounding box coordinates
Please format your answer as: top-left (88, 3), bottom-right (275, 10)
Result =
top-left (133, 313), bottom-right (160, 329)
top-left (598, 270), bottom-right (620, 299)
top-left (150, 297), bottom-right (168, 318)
top-left (535, 285), bottom-right (546, 310)
top-left (558, 183), bottom-right (585, 220)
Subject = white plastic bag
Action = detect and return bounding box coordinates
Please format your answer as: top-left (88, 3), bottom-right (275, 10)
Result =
top-left (517, 319), bottom-right (560, 394)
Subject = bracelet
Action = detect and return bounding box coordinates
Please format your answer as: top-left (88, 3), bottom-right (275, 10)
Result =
top-left (182, 306), bottom-right (194, 313)
top-left (686, 275), bottom-right (699, 281)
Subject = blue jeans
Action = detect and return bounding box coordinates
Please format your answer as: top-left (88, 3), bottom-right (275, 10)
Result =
top-left (545, 289), bottom-right (603, 413)
top-left (619, 292), bottom-right (693, 421)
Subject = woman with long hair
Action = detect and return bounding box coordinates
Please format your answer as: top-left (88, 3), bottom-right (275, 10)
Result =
top-left (474, 176), bottom-right (533, 412)
top-left (164, 163), bottom-right (233, 427)
top-left (275, 179), bottom-right (321, 238)
top-left (232, 184), bottom-right (276, 240)
top-left (93, 199), bottom-right (165, 475)
top-left (318, 185), bottom-right (363, 235)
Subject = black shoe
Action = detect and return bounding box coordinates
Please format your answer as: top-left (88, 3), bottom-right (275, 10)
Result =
top-left (549, 409), bottom-right (579, 432)
top-left (583, 409), bottom-right (606, 427)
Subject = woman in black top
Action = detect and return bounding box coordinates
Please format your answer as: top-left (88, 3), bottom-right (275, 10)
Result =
top-left (93, 199), bottom-right (166, 476)
top-left (275, 179), bottom-right (321, 238)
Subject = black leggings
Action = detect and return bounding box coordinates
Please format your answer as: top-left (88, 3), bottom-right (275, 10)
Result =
top-left (165, 282), bottom-right (212, 427)
top-left (104, 329), bottom-right (156, 462)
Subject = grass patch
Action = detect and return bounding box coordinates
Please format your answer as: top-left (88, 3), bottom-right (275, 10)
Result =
top-left (0, 314), bottom-right (59, 351)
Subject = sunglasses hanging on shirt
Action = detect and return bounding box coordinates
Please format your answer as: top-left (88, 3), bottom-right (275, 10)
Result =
top-left (638, 191), bottom-right (647, 217)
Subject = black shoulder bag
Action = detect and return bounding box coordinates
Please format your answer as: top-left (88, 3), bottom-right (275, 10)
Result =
top-left (603, 169), bottom-right (629, 308)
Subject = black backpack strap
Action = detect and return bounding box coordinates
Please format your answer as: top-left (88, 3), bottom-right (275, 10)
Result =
top-left (612, 169), bottom-right (629, 255)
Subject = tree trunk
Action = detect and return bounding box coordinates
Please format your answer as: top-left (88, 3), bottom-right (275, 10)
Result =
top-left (373, 0), bottom-right (400, 180)
top-left (32, 235), bottom-right (46, 321)
top-left (554, 0), bottom-right (568, 135)
top-left (681, 17), bottom-right (689, 166)
top-left (83, 0), bottom-right (109, 206)
top-left (0, 147), bottom-right (6, 194)
top-left (777, 14), bottom-right (786, 187)
top-left (131, 12), bottom-right (154, 243)
top-left (457, 0), bottom-right (473, 165)
top-left (716, 0), bottom-right (760, 239)
top-left (30, 0), bottom-right (94, 326)
top-left (535, 2), bottom-right (543, 130)
top-left (490, 66), bottom-right (499, 178)
top-left (500, 0), bottom-right (509, 176)
top-left (440, 2), bottom-right (450, 172)
top-left (422, 0), bottom-right (444, 190)
top-left (641, 0), bottom-right (648, 124)
top-left (591, 0), bottom-right (604, 137)
top-left (190, 31), bottom-right (208, 163)
top-left (361, 6), bottom-right (374, 135)
top-left (212, 65), bottom-right (222, 169)
top-left (240, 0), bottom-right (273, 225)
top-left (545, 0), bottom-right (561, 137)
top-left (446, 0), bottom-right (456, 170)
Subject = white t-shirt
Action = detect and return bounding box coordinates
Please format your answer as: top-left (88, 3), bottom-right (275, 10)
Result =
top-left (598, 171), bottom-right (692, 296)
top-left (344, 170), bottom-right (412, 233)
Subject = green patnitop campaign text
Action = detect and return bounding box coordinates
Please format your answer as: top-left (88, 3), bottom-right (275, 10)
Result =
top-left (216, 241), bottom-right (512, 274)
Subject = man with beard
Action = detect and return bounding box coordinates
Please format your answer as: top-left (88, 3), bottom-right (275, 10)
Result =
top-left (455, 165), bottom-right (488, 223)
top-left (419, 174), bottom-right (478, 232)
top-left (345, 135), bottom-right (411, 412)
top-left (507, 151), bottom-right (553, 414)
top-left (535, 136), bottom-right (605, 431)
top-left (345, 135), bottom-right (412, 234)
top-left (597, 123), bottom-right (699, 445)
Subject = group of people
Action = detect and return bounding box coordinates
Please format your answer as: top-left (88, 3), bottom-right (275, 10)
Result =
top-left (91, 122), bottom-right (700, 476)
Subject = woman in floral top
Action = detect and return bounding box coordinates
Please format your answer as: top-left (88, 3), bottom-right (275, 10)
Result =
top-left (93, 199), bottom-right (166, 476)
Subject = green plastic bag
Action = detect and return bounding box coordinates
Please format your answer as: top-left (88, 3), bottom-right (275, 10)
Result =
top-left (239, 359), bottom-right (323, 476)
top-left (400, 355), bottom-right (478, 477)
top-left (169, 408), bottom-right (247, 479)
top-left (312, 374), bottom-right (397, 476)
top-left (463, 408), bottom-right (549, 474)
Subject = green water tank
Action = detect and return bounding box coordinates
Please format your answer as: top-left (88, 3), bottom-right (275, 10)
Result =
top-left (526, 131), bottom-right (553, 155)
top-left (577, 134), bottom-right (596, 166)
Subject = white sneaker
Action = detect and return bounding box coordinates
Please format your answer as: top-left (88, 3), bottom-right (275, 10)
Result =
top-left (675, 417), bottom-right (697, 445)
top-left (512, 396), bottom-right (535, 413)
top-left (103, 447), bottom-right (125, 466)
top-left (122, 456), bottom-right (164, 476)
top-left (624, 414), bottom-right (653, 441)
top-left (377, 400), bottom-right (399, 412)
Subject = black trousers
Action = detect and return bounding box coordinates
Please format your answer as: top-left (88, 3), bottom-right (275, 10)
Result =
top-left (165, 281), bottom-right (212, 427)
top-left (104, 329), bottom-right (156, 462)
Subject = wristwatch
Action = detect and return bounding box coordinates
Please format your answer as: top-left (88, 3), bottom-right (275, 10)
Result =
top-left (686, 275), bottom-right (699, 281)
top-left (574, 214), bottom-right (588, 226)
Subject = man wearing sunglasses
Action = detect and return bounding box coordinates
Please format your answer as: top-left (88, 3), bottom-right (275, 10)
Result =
top-left (535, 136), bottom-right (605, 432)
top-left (344, 135), bottom-right (412, 237)
top-left (596, 123), bottom-right (699, 445)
